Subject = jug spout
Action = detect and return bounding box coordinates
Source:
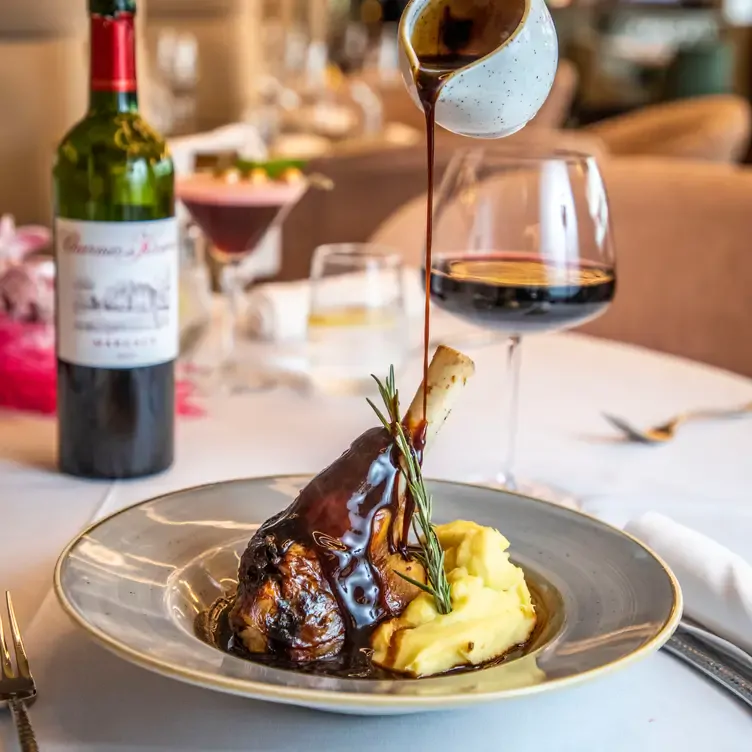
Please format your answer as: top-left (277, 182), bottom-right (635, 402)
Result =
top-left (401, 0), bottom-right (528, 65)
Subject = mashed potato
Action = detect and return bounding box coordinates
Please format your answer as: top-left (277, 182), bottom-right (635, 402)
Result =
top-left (371, 520), bottom-right (536, 677)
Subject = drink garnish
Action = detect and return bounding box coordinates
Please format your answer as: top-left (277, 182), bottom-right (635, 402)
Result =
top-left (235, 158), bottom-right (308, 180)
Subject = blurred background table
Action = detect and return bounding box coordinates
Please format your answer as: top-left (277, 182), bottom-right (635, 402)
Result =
top-left (2, 0), bottom-right (752, 225)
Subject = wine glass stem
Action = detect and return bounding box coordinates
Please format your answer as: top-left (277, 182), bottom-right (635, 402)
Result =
top-left (220, 262), bottom-right (242, 369)
top-left (501, 335), bottom-right (523, 491)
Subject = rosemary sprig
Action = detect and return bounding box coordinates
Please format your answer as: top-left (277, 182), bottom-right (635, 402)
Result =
top-left (367, 366), bottom-right (453, 615)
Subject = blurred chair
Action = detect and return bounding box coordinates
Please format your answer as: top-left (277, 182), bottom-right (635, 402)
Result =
top-left (577, 158), bottom-right (752, 378)
top-left (663, 42), bottom-right (736, 101)
top-left (583, 95), bottom-right (752, 163)
top-left (374, 59), bottom-right (579, 132)
top-left (530, 59), bottom-right (579, 129)
top-left (370, 157), bottom-right (752, 378)
top-left (279, 129), bottom-right (606, 282)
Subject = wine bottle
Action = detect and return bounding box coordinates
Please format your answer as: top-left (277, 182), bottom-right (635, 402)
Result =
top-left (53, 0), bottom-right (177, 479)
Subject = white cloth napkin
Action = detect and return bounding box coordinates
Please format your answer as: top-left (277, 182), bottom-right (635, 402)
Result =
top-left (625, 512), bottom-right (752, 664)
top-left (247, 267), bottom-right (426, 341)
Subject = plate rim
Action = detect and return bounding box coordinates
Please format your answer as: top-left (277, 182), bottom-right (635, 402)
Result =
top-left (53, 475), bottom-right (683, 711)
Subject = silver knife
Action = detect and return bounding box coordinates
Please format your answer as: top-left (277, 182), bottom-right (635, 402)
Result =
top-left (664, 630), bottom-right (752, 707)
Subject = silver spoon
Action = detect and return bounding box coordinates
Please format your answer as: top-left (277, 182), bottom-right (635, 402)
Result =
top-left (603, 401), bottom-right (752, 444)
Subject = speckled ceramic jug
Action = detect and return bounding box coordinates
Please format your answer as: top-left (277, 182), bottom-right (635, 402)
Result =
top-left (399, 0), bottom-right (559, 138)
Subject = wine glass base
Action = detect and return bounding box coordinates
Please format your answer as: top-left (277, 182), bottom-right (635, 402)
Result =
top-left (223, 366), bottom-right (277, 394)
top-left (465, 476), bottom-right (580, 511)
top-left (192, 361), bottom-right (276, 395)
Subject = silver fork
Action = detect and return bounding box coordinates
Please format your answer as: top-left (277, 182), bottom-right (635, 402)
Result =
top-left (603, 400), bottom-right (752, 444)
top-left (0, 592), bottom-right (39, 751)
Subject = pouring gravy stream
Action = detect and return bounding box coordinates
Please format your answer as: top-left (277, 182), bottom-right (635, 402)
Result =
top-left (409, 0), bottom-right (527, 415)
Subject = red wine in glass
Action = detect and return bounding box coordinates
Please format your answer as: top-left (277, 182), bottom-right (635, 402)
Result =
top-left (427, 252), bottom-right (616, 335)
top-left (180, 202), bottom-right (282, 261)
top-left (177, 176), bottom-right (307, 261)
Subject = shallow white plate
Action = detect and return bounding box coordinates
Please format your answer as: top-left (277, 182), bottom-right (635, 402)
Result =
top-left (55, 477), bottom-right (681, 715)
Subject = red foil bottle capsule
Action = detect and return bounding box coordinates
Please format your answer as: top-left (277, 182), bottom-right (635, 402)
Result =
top-left (90, 11), bottom-right (137, 93)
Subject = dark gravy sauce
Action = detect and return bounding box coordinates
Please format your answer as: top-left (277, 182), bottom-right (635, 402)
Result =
top-left (195, 574), bottom-right (550, 680)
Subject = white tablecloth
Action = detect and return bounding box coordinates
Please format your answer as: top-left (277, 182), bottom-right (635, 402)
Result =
top-left (1, 333), bottom-right (751, 751)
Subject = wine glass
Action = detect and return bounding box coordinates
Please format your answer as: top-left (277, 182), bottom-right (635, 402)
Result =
top-left (426, 146), bottom-right (616, 500)
top-left (177, 172), bottom-right (308, 393)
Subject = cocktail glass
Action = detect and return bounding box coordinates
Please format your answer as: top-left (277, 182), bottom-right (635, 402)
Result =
top-left (177, 172), bottom-right (308, 393)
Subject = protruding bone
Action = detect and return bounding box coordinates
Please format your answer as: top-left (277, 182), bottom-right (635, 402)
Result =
top-left (404, 345), bottom-right (475, 450)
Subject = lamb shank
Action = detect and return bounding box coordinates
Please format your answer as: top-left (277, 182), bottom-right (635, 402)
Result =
top-left (229, 346), bottom-right (475, 662)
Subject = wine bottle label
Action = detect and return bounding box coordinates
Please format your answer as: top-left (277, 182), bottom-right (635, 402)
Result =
top-left (55, 218), bottom-right (179, 369)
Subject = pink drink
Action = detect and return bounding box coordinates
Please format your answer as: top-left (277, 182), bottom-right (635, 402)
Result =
top-left (177, 174), bottom-right (307, 257)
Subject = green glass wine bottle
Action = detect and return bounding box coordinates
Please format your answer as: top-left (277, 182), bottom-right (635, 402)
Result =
top-left (53, 0), bottom-right (177, 479)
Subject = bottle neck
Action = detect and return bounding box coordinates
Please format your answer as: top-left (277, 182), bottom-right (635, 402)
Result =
top-left (89, 11), bottom-right (139, 114)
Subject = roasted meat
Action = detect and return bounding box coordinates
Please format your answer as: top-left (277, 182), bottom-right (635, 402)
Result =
top-left (229, 346), bottom-right (475, 662)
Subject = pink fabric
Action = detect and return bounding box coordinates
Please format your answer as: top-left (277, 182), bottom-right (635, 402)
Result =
top-left (0, 315), bottom-right (204, 417)
top-left (0, 215), bottom-right (54, 322)
top-left (0, 218), bottom-right (204, 417)
top-left (0, 215), bottom-right (50, 264)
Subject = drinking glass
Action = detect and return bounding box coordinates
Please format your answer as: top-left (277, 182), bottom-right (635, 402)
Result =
top-left (427, 146), bottom-right (616, 497)
top-left (307, 243), bottom-right (409, 394)
top-left (177, 224), bottom-right (212, 372)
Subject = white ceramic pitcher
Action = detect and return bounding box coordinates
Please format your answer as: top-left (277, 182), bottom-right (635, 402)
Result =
top-left (398, 0), bottom-right (558, 139)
